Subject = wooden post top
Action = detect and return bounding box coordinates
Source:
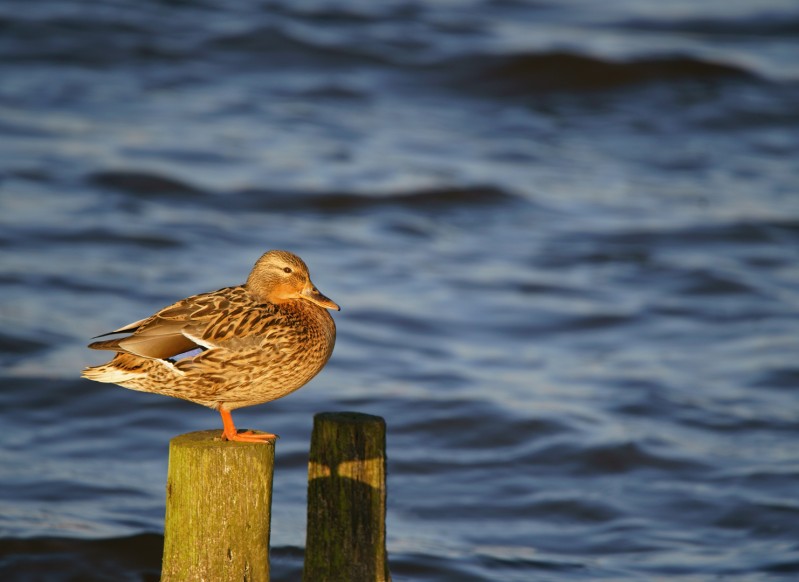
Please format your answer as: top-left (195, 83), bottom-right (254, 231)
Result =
top-left (169, 429), bottom-right (277, 449)
top-left (313, 411), bottom-right (387, 425)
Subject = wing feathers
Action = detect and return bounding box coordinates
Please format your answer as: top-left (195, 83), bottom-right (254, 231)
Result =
top-left (87, 285), bottom-right (282, 360)
top-left (118, 332), bottom-right (198, 359)
top-left (91, 317), bottom-right (150, 339)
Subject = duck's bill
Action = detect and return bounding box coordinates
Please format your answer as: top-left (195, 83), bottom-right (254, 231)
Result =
top-left (303, 285), bottom-right (341, 311)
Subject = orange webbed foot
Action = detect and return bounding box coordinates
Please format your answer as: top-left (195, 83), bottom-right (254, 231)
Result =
top-left (222, 429), bottom-right (279, 443)
top-left (218, 408), bottom-right (278, 443)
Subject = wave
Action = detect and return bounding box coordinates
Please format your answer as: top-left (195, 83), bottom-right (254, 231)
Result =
top-left (618, 13), bottom-right (799, 37)
top-left (236, 184), bottom-right (518, 213)
top-left (1, 5), bottom-right (770, 88)
top-left (0, 15), bottom-right (187, 66)
top-left (204, 25), bottom-right (391, 68)
top-left (0, 534), bottom-right (162, 581)
top-left (1, 5), bottom-right (771, 97)
top-left (530, 439), bottom-right (707, 475)
top-left (89, 170), bottom-right (203, 197)
top-left (87, 169), bottom-right (519, 213)
top-left (447, 51), bottom-right (757, 95)
top-left (586, 219), bottom-right (799, 251)
top-left (0, 331), bottom-right (49, 356)
top-left (0, 534), bottom-right (306, 581)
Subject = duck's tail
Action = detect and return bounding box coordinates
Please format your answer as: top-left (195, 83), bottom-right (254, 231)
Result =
top-left (81, 353), bottom-right (148, 386)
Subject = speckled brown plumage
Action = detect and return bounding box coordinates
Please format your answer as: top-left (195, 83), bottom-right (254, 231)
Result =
top-left (82, 250), bottom-right (339, 442)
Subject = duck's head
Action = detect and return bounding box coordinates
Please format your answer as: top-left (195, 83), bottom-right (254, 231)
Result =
top-left (246, 250), bottom-right (340, 311)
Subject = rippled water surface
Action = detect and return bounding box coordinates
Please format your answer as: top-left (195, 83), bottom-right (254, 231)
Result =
top-left (2, 0), bottom-right (799, 580)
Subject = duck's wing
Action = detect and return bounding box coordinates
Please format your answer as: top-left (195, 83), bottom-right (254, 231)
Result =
top-left (91, 317), bottom-right (150, 339)
top-left (88, 286), bottom-right (260, 360)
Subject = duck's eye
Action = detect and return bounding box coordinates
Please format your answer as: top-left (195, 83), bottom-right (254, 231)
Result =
top-left (283, 267), bottom-right (293, 274)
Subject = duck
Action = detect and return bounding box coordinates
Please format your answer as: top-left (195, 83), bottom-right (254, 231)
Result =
top-left (82, 250), bottom-right (339, 442)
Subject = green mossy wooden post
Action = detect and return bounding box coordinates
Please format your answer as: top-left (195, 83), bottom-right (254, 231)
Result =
top-left (304, 412), bottom-right (390, 582)
top-left (161, 430), bottom-right (275, 582)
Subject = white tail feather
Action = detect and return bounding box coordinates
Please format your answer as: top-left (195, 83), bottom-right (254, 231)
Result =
top-left (81, 365), bottom-right (145, 384)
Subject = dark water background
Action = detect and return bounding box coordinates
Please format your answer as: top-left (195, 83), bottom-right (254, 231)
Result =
top-left (2, 0), bottom-right (799, 580)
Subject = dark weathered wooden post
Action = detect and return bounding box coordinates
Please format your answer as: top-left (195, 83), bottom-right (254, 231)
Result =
top-left (161, 430), bottom-right (275, 581)
top-left (304, 412), bottom-right (390, 582)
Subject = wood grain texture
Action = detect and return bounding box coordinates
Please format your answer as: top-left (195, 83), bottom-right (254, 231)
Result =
top-left (304, 412), bottom-right (390, 582)
top-left (161, 430), bottom-right (274, 581)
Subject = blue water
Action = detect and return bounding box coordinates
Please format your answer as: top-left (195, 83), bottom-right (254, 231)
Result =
top-left (2, 0), bottom-right (799, 580)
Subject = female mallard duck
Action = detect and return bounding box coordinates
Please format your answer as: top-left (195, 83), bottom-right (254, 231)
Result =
top-left (82, 250), bottom-right (339, 442)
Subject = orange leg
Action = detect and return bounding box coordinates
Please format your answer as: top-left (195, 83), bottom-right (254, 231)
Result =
top-left (218, 408), bottom-right (277, 442)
